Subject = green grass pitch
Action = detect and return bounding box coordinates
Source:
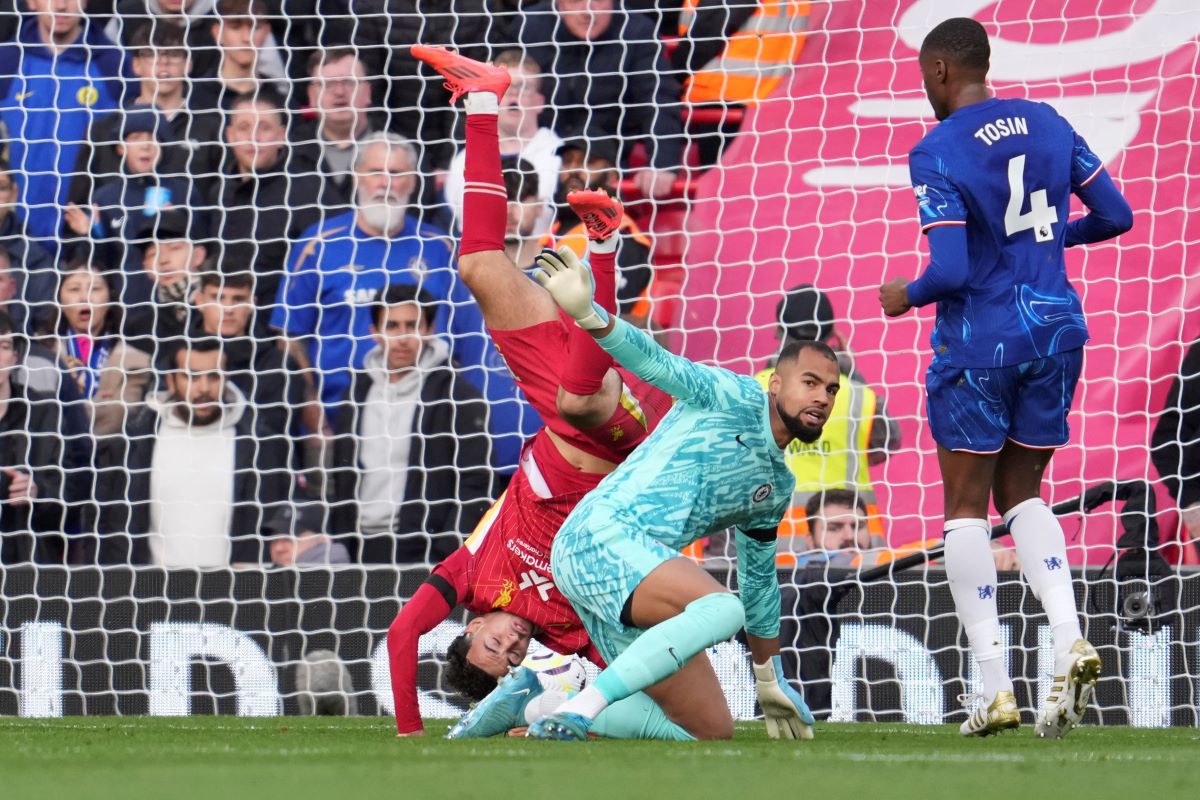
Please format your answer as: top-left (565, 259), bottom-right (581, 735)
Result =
top-left (3, 718), bottom-right (1194, 800)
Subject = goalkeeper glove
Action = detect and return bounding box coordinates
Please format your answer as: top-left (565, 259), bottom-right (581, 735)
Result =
top-left (753, 655), bottom-right (815, 741)
top-left (532, 246), bottom-right (611, 331)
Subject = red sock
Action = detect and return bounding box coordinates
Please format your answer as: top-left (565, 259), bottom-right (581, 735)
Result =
top-left (460, 108), bottom-right (506, 256)
top-left (560, 245), bottom-right (618, 396)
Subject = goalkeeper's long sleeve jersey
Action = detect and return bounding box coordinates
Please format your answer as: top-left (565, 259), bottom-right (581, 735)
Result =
top-left (570, 318), bottom-right (794, 638)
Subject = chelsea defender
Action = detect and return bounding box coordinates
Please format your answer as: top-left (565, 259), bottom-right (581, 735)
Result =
top-left (879, 18), bottom-right (1132, 738)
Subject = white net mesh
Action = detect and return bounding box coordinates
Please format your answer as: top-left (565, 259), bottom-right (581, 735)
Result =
top-left (0, 1), bottom-right (1196, 726)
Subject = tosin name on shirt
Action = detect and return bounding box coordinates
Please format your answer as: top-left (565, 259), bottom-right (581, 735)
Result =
top-left (973, 116), bottom-right (1029, 146)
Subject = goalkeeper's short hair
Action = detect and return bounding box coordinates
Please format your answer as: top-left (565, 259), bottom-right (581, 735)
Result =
top-left (445, 634), bottom-right (500, 702)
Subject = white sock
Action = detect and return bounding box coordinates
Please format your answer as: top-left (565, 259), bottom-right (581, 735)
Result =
top-left (944, 518), bottom-right (1013, 697)
top-left (523, 690), bottom-right (571, 724)
top-left (555, 684), bottom-right (608, 720)
top-left (1004, 498), bottom-right (1083, 673)
top-left (589, 234), bottom-right (618, 254)
top-left (464, 91), bottom-right (499, 115)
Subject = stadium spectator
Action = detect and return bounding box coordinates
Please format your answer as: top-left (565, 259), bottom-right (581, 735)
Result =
top-left (63, 106), bottom-right (204, 280)
top-left (120, 209), bottom-right (208, 380)
top-left (0, 160), bottom-right (56, 332)
top-left (191, 269), bottom-right (305, 439)
top-left (1152, 338), bottom-right (1200, 550)
top-left (69, 22), bottom-right (225, 209)
top-left (792, 489), bottom-right (874, 567)
top-left (0, 210), bottom-right (55, 338)
top-left (541, 135), bottom-right (653, 315)
top-left (0, 311), bottom-right (92, 565)
top-left (104, 0), bottom-right (221, 78)
top-left (38, 263), bottom-right (126, 416)
top-left (350, 0), bottom-right (509, 172)
top-left (755, 283), bottom-right (900, 551)
top-left (499, 157), bottom-right (551, 269)
top-left (271, 132), bottom-right (460, 415)
top-left (208, 91), bottom-right (323, 305)
top-left (444, 50), bottom-right (562, 234)
top-left (0, 0), bottom-right (130, 246)
top-left (328, 284), bottom-right (493, 563)
top-left (189, 0), bottom-right (291, 112)
top-left (520, 0), bottom-right (684, 199)
top-left (298, 47), bottom-right (380, 214)
top-left (95, 336), bottom-right (290, 566)
top-left (265, 503), bottom-right (351, 566)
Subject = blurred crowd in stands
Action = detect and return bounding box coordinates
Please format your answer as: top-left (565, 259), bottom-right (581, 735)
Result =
top-left (0, 0), bottom-right (1193, 569)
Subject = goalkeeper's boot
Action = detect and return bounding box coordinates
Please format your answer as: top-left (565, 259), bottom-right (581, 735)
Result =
top-left (445, 666), bottom-right (543, 739)
top-left (411, 44), bottom-right (511, 105)
top-left (568, 189), bottom-right (623, 242)
top-left (525, 711), bottom-right (593, 741)
top-left (958, 690), bottom-right (1020, 737)
top-left (1036, 639), bottom-right (1101, 739)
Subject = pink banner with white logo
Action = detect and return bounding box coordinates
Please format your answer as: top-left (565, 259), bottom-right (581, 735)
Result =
top-left (677, 0), bottom-right (1200, 563)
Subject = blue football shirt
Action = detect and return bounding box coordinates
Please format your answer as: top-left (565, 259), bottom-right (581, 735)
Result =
top-left (908, 97), bottom-right (1104, 368)
top-left (271, 212), bottom-right (457, 406)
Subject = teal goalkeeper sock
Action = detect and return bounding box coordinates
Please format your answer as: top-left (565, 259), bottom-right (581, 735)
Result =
top-left (591, 692), bottom-right (696, 741)
top-left (592, 592), bottom-right (745, 704)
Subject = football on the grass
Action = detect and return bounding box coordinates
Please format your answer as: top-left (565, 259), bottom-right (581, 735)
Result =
top-left (522, 649), bottom-right (588, 693)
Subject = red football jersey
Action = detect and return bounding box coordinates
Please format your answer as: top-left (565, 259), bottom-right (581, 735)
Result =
top-left (491, 320), bottom-right (672, 464)
top-left (388, 435), bottom-right (604, 734)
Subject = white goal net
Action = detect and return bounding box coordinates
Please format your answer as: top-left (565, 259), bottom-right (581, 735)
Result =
top-left (0, 0), bottom-right (1196, 727)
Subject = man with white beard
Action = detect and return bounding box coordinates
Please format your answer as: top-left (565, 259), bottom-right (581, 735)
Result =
top-left (272, 132), bottom-right (484, 428)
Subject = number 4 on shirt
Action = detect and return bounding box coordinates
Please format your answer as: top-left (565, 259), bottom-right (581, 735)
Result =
top-left (1004, 154), bottom-right (1058, 243)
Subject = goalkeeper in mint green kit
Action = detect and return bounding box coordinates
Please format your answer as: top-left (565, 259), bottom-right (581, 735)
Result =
top-left (522, 246), bottom-right (842, 741)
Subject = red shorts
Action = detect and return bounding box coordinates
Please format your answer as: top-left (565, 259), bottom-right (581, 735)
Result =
top-left (490, 320), bottom-right (671, 463)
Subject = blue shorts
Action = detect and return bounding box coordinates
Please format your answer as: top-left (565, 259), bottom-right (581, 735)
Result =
top-left (551, 512), bottom-right (680, 664)
top-left (926, 348), bottom-right (1083, 453)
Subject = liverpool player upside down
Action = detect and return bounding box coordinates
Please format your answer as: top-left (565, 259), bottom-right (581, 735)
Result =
top-left (386, 45), bottom-right (676, 737)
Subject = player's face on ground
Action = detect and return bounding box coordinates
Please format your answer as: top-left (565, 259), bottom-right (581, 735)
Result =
top-left (372, 302), bottom-right (429, 372)
top-left (557, 0), bottom-right (614, 41)
top-left (918, 50), bottom-right (952, 121)
top-left (59, 269), bottom-right (111, 337)
top-left (198, 284), bottom-right (254, 338)
top-left (168, 348), bottom-right (226, 425)
top-left (464, 611), bottom-right (533, 677)
top-left (770, 350), bottom-right (840, 443)
top-left (811, 502), bottom-right (870, 552)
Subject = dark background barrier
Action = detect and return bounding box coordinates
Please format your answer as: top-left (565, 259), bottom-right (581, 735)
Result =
top-left (1, 567), bottom-right (1197, 725)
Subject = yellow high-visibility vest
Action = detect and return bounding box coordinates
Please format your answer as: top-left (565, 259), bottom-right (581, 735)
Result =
top-left (679, 0), bottom-right (810, 105)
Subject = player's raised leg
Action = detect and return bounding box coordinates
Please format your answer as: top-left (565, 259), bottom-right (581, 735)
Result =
top-left (411, 45), bottom-right (558, 329)
top-left (936, 445), bottom-right (1020, 737)
top-left (557, 188), bottom-right (625, 430)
